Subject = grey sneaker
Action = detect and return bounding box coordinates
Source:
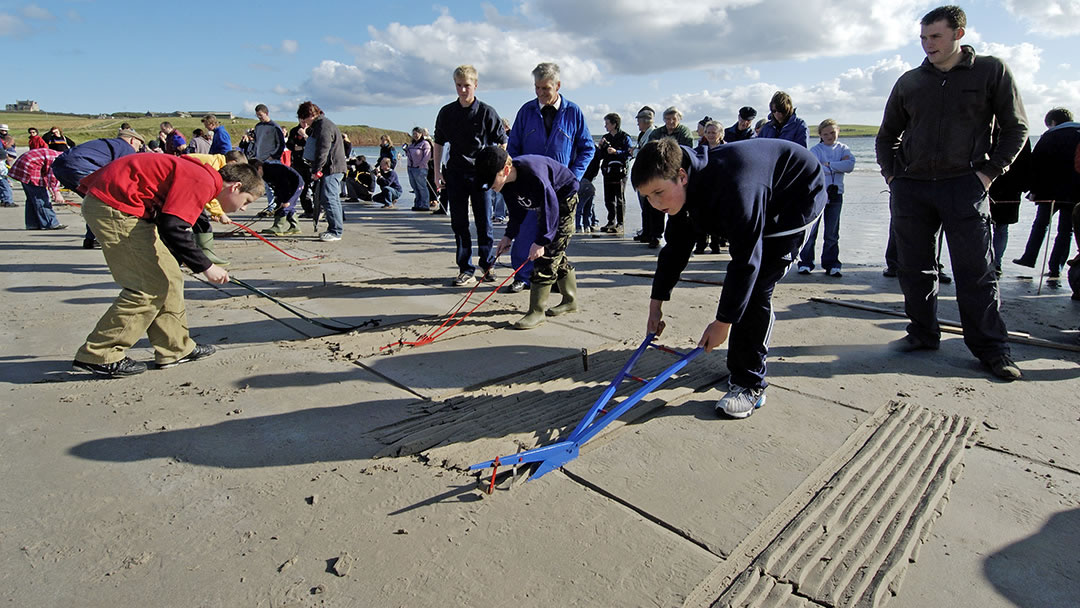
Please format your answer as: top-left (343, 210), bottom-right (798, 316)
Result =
top-left (716, 382), bottom-right (766, 419)
top-left (72, 357), bottom-right (147, 378)
top-left (453, 272), bottom-right (477, 286)
top-left (319, 232), bottom-right (341, 242)
top-left (157, 344), bottom-right (217, 369)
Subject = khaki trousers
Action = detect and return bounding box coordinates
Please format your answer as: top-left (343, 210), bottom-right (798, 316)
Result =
top-left (75, 195), bottom-right (196, 365)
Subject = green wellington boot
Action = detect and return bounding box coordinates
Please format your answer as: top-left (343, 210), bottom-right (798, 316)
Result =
top-left (194, 232), bottom-right (229, 266)
top-left (261, 215), bottom-right (288, 235)
top-left (546, 269), bottom-right (579, 317)
top-left (512, 283), bottom-right (552, 330)
top-left (283, 215), bottom-right (302, 235)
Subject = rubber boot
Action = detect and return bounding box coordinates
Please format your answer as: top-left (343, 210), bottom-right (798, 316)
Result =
top-left (194, 232), bottom-right (229, 266)
top-left (546, 269), bottom-right (578, 317)
top-left (512, 283), bottom-right (551, 330)
top-left (283, 214), bottom-right (301, 235)
top-left (261, 215), bottom-right (287, 235)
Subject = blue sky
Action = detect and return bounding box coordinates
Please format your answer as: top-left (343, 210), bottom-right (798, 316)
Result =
top-left (4, 0), bottom-right (1079, 135)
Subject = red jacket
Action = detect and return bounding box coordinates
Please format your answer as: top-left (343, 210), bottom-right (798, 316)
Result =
top-left (80, 154), bottom-right (222, 224)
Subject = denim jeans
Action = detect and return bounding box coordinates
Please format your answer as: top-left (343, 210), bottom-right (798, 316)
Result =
top-left (491, 191), bottom-right (507, 221)
top-left (1016, 202), bottom-right (1075, 274)
top-left (575, 180), bottom-right (596, 229)
top-left (316, 172), bottom-right (345, 236)
top-left (22, 183), bottom-right (61, 229)
top-left (407, 167), bottom-right (429, 209)
top-left (446, 171), bottom-right (494, 274)
top-left (799, 190), bottom-right (843, 270)
top-left (0, 176), bottom-right (13, 204)
top-left (374, 187), bottom-right (401, 206)
top-left (889, 175), bottom-right (1009, 361)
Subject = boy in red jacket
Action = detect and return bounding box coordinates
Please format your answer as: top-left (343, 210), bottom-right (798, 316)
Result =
top-left (72, 154), bottom-right (263, 378)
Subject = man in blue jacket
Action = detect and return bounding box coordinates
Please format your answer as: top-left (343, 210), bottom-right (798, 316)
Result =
top-left (506, 62), bottom-right (594, 293)
top-left (51, 128), bottom-right (145, 249)
top-left (632, 138), bottom-right (826, 419)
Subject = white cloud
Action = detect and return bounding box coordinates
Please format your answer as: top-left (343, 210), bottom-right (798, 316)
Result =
top-left (281, 39), bottom-right (299, 54)
top-left (1004, 0), bottom-right (1080, 37)
top-left (0, 13), bottom-right (23, 35)
top-left (299, 0), bottom-right (925, 110)
top-left (66, 9), bottom-right (83, 22)
top-left (21, 4), bottom-right (53, 20)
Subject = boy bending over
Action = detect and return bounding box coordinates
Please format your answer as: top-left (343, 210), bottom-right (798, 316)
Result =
top-left (632, 138), bottom-right (826, 418)
top-left (475, 146), bottom-right (580, 330)
top-left (72, 155), bottom-right (263, 378)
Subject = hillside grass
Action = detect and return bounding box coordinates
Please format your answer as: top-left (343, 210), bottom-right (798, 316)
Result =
top-left (0, 112), bottom-right (410, 147)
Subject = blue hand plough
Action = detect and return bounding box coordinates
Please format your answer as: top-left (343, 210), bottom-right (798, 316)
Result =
top-left (469, 334), bottom-right (704, 492)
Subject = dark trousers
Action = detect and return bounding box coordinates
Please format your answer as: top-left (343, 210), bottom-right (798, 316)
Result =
top-left (293, 162), bottom-right (314, 214)
top-left (446, 171), bottom-right (494, 274)
top-left (641, 193), bottom-right (666, 240)
top-left (728, 231), bottom-right (805, 390)
top-left (889, 175), bottom-right (1009, 360)
top-left (1016, 201), bottom-right (1075, 274)
top-left (603, 178), bottom-right (625, 225)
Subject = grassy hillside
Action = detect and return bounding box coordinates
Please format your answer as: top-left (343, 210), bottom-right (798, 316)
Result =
top-left (0, 112), bottom-right (410, 147)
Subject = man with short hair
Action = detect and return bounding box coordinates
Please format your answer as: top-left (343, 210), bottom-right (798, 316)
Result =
top-left (202, 115), bottom-right (232, 154)
top-left (159, 122), bottom-right (186, 155)
top-left (433, 65), bottom-right (507, 286)
top-left (505, 62), bottom-right (594, 292)
top-left (1013, 107), bottom-right (1078, 278)
top-left (725, 107), bottom-right (757, 142)
top-left (633, 107), bottom-right (657, 243)
top-left (249, 104), bottom-right (285, 162)
top-left (875, 4), bottom-right (1027, 381)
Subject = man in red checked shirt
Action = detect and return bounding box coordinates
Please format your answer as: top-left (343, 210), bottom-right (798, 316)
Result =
top-left (71, 154), bottom-right (264, 379)
top-left (8, 146), bottom-right (65, 230)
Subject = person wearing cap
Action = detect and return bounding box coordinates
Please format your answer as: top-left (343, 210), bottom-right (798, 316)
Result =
top-left (476, 145), bottom-right (580, 329)
top-left (695, 116), bottom-right (713, 146)
top-left (52, 128), bottom-right (146, 249)
top-left (643, 107), bottom-right (694, 248)
top-left (631, 137), bottom-right (826, 418)
top-left (505, 62), bottom-right (594, 293)
top-left (726, 107), bottom-right (757, 142)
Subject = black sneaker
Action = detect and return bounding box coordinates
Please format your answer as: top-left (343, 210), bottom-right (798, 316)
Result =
top-left (480, 268), bottom-right (497, 282)
top-left (82, 238), bottom-right (101, 249)
top-left (889, 335), bottom-right (939, 352)
top-left (157, 344), bottom-right (216, 369)
top-left (648, 239), bottom-right (661, 249)
top-left (72, 357), bottom-right (147, 378)
top-left (983, 354), bottom-right (1021, 381)
top-left (882, 267), bottom-right (898, 278)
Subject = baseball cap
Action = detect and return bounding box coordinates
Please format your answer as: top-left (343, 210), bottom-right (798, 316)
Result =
top-left (474, 145), bottom-right (509, 190)
top-left (738, 106), bottom-right (757, 120)
top-left (0, 124), bottom-right (8, 131)
top-left (635, 106), bottom-right (654, 119)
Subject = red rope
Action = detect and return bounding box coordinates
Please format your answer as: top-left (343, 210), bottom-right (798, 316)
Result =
top-left (230, 223), bottom-right (324, 261)
top-left (380, 260), bottom-right (529, 351)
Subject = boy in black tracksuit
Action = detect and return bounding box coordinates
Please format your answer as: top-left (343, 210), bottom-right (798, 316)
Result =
top-left (632, 138), bottom-right (826, 418)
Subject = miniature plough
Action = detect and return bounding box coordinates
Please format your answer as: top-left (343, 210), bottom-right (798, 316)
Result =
top-left (469, 334), bottom-right (703, 490)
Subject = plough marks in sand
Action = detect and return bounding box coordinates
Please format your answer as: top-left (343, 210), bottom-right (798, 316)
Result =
top-left (714, 402), bottom-right (976, 608)
top-left (368, 343), bottom-right (723, 471)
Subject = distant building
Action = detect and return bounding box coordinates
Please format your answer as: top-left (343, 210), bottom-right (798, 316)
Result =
top-left (188, 111), bottom-right (234, 120)
top-left (6, 100), bottom-right (40, 112)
